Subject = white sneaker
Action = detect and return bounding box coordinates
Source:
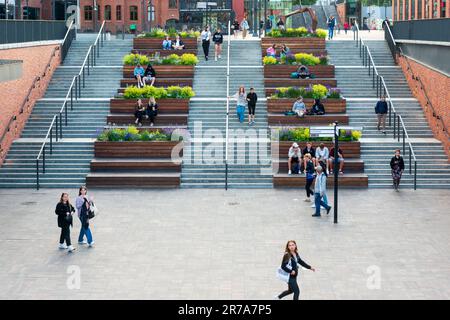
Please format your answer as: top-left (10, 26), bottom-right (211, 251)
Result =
top-left (78, 240), bottom-right (87, 245)
top-left (273, 294), bottom-right (280, 300)
top-left (59, 243), bottom-right (67, 250)
top-left (88, 241), bottom-right (95, 247)
top-left (215, 57), bottom-right (218, 61)
top-left (288, 170), bottom-right (292, 175)
top-left (67, 245), bottom-right (76, 253)
top-left (218, 55), bottom-right (221, 59)
top-left (304, 198), bottom-right (311, 202)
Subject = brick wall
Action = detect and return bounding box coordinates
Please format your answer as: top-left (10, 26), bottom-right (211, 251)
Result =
top-left (0, 45), bottom-right (61, 165)
top-left (398, 55), bottom-right (450, 160)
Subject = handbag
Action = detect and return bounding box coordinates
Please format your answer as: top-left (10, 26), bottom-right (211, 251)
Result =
top-left (88, 201), bottom-right (98, 219)
top-left (276, 257), bottom-right (292, 283)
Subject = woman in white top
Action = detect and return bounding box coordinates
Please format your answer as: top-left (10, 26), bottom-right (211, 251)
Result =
top-left (230, 86), bottom-right (247, 123)
top-left (241, 18), bottom-right (250, 39)
top-left (201, 26), bottom-right (211, 61)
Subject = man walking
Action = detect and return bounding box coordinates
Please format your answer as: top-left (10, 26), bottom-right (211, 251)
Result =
top-left (312, 166), bottom-right (331, 217)
top-left (375, 95), bottom-right (388, 134)
top-left (327, 15), bottom-right (336, 40)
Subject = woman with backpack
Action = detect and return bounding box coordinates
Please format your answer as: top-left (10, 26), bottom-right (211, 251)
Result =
top-left (76, 186), bottom-right (94, 247)
top-left (275, 240), bottom-right (315, 300)
top-left (55, 193), bottom-right (76, 253)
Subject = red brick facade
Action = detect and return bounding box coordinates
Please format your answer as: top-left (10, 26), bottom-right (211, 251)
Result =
top-left (0, 45), bottom-right (61, 165)
top-left (398, 55), bottom-right (450, 160)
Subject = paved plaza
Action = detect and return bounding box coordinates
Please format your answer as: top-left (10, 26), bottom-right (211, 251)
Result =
top-left (0, 188), bottom-right (449, 300)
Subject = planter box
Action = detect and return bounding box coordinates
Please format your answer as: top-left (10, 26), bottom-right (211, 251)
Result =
top-left (264, 65), bottom-right (335, 78)
top-left (133, 37), bottom-right (198, 50)
top-left (265, 79), bottom-right (337, 90)
top-left (262, 37), bottom-right (325, 49)
top-left (120, 78), bottom-right (193, 88)
top-left (268, 114), bottom-right (349, 126)
top-left (110, 98), bottom-right (189, 114)
top-left (267, 98), bottom-right (346, 113)
top-left (132, 48), bottom-right (198, 57)
top-left (276, 141), bottom-right (361, 158)
top-left (123, 65), bottom-right (195, 78)
top-left (261, 48), bottom-right (327, 57)
top-left (94, 141), bottom-right (182, 158)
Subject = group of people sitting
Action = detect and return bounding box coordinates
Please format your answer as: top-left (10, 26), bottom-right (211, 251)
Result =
top-left (162, 34), bottom-right (185, 50)
top-left (133, 64), bottom-right (156, 88)
top-left (266, 43), bottom-right (291, 59)
top-left (291, 96), bottom-right (325, 117)
top-left (288, 141), bottom-right (345, 175)
top-left (134, 97), bottom-right (159, 127)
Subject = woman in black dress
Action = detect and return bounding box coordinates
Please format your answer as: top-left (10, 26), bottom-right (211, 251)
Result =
top-left (55, 193), bottom-right (76, 252)
top-left (134, 99), bottom-right (146, 126)
top-left (390, 149), bottom-right (405, 191)
top-left (146, 96), bottom-right (158, 127)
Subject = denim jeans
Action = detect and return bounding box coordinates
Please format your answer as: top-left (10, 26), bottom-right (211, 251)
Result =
top-left (236, 105), bottom-right (245, 123)
top-left (78, 219), bottom-right (93, 244)
top-left (328, 27), bottom-right (334, 39)
top-left (314, 193), bottom-right (330, 216)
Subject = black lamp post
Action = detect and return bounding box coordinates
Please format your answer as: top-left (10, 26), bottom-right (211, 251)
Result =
top-left (93, 0), bottom-right (97, 32)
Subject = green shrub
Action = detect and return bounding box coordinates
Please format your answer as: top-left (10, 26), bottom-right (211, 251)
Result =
top-left (97, 127), bottom-right (173, 142)
top-left (294, 53), bottom-right (320, 66)
top-left (180, 53), bottom-right (199, 65)
top-left (263, 56), bottom-right (278, 65)
top-left (277, 127), bottom-right (361, 142)
top-left (123, 86), bottom-right (195, 99)
top-left (123, 53), bottom-right (149, 66)
top-left (180, 86), bottom-right (196, 99)
top-left (311, 84), bottom-right (328, 99)
top-left (123, 86), bottom-right (143, 99)
top-left (315, 29), bottom-right (327, 39)
top-left (138, 28), bottom-right (199, 38)
top-left (319, 56), bottom-right (329, 65)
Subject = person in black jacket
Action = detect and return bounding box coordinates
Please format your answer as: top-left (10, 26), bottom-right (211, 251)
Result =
top-left (146, 96), bottom-right (158, 127)
top-left (55, 193), bottom-right (76, 252)
top-left (212, 28), bottom-right (223, 61)
top-left (276, 240), bottom-right (315, 300)
top-left (375, 95), bottom-right (388, 134)
top-left (390, 149), bottom-right (405, 191)
top-left (308, 99), bottom-right (325, 115)
top-left (143, 64), bottom-right (156, 86)
top-left (246, 87), bottom-right (257, 125)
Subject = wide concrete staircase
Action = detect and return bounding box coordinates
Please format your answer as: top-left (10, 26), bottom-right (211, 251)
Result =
top-left (0, 34), bottom-right (132, 188)
top-left (181, 40), bottom-right (272, 188)
top-left (327, 39), bottom-right (450, 188)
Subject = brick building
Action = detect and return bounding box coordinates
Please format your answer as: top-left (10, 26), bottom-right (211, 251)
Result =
top-left (392, 0), bottom-right (449, 20)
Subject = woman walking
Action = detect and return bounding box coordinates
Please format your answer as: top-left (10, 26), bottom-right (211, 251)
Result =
top-left (241, 18), bottom-right (250, 39)
top-left (212, 27), bottom-right (223, 61)
top-left (230, 86), bottom-right (247, 124)
top-left (246, 87), bottom-right (257, 125)
top-left (55, 193), bottom-right (76, 253)
top-left (76, 186), bottom-right (94, 247)
top-left (201, 26), bottom-right (211, 61)
top-left (233, 19), bottom-right (240, 38)
top-left (390, 149), bottom-right (405, 191)
top-left (276, 240), bottom-right (315, 300)
top-left (304, 153), bottom-right (315, 202)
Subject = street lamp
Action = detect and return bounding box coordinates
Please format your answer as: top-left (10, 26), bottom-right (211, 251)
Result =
top-left (93, 0), bottom-right (97, 32)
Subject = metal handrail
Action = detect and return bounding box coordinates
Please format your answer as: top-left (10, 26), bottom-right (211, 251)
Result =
top-left (61, 20), bottom-right (75, 45)
top-left (225, 20), bottom-right (231, 190)
top-left (321, 3), bottom-right (329, 22)
top-left (354, 22), bottom-right (418, 189)
top-left (35, 21), bottom-right (106, 189)
top-left (383, 21), bottom-right (449, 141)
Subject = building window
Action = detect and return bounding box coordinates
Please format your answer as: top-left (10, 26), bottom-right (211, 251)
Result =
top-left (130, 6), bottom-right (138, 21)
top-left (116, 5), bottom-right (122, 20)
top-left (169, 0), bottom-right (178, 9)
top-left (105, 5), bottom-right (111, 20)
top-left (84, 6), bottom-right (93, 21)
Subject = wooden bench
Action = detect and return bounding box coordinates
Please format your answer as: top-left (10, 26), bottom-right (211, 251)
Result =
top-left (86, 172), bottom-right (181, 188)
top-left (123, 65), bottom-right (195, 78)
top-left (264, 78), bottom-right (337, 88)
top-left (264, 65), bottom-right (335, 78)
top-left (94, 141), bottom-right (182, 158)
top-left (110, 98), bottom-right (189, 114)
top-left (273, 174), bottom-right (368, 188)
top-left (262, 37), bottom-right (325, 49)
top-left (261, 49), bottom-right (327, 57)
top-left (120, 78), bottom-right (193, 88)
top-left (131, 48), bottom-right (198, 57)
top-left (133, 37), bottom-right (198, 50)
top-left (107, 114), bottom-right (188, 126)
top-left (277, 141), bottom-right (361, 158)
top-left (273, 158), bottom-right (364, 173)
top-left (267, 98), bottom-right (346, 113)
top-left (268, 114), bottom-right (349, 126)
top-left (90, 158), bottom-right (182, 172)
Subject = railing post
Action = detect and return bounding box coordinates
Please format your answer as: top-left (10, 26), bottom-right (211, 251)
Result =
top-left (59, 112), bottom-right (63, 139)
top-left (50, 128), bottom-right (53, 155)
top-left (409, 146), bottom-right (412, 175)
top-left (122, 24), bottom-right (125, 40)
top-left (70, 86), bottom-right (73, 110)
top-left (83, 68), bottom-right (85, 88)
top-left (87, 54), bottom-right (90, 76)
top-left (74, 76), bottom-right (78, 100)
top-left (414, 161), bottom-right (417, 190)
top-left (402, 128), bottom-right (405, 155)
top-left (36, 159), bottom-right (39, 190)
top-left (78, 75), bottom-right (82, 96)
top-left (64, 102), bottom-right (68, 126)
top-left (397, 115), bottom-right (400, 142)
top-left (42, 145), bottom-right (46, 174)
top-left (393, 113), bottom-right (396, 139)
top-left (388, 101), bottom-right (392, 126)
top-left (372, 69), bottom-right (375, 88)
top-left (55, 116), bottom-right (59, 142)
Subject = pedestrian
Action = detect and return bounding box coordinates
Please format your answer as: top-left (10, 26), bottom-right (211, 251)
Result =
top-left (315, 142), bottom-right (329, 173)
top-left (312, 166), bottom-right (332, 217)
top-left (259, 19), bottom-right (264, 36)
top-left (201, 26), bottom-right (211, 61)
top-left (241, 17), bottom-right (250, 39)
top-left (233, 19), bottom-right (240, 38)
top-left (304, 153), bottom-right (315, 202)
top-left (265, 16), bottom-right (272, 34)
top-left (230, 86), bottom-right (247, 123)
top-left (275, 240), bottom-right (315, 300)
top-left (327, 15), bottom-right (336, 40)
top-left (55, 193), bottom-right (76, 253)
top-left (344, 21), bottom-right (349, 34)
top-left (375, 95), bottom-right (388, 134)
top-left (212, 27), bottom-right (223, 61)
top-left (390, 149), bottom-right (405, 192)
top-left (76, 186), bottom-right (94, 247)
top-left (246, 87), bottom-right (257, 125)
top-left (276, 17), bottom-right (285, 30)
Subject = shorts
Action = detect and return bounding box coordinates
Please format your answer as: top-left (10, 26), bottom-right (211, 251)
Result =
top-left (329, 157), bottom-right (344, 163)
top-left (248, 104), bottom-right (256, 115)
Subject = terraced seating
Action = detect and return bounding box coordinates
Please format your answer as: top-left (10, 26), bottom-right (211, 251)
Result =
top-left (110, 98), bottom-right (189, 114)
top-left (264, 78), bottom-right (337, 88)
top-left (107, 114), bottom-right (188, 126)
top-left (261, 38), bottom-right (325, 50)
top-left (264, 65), bottom-right (335, 78)
top-left (273, 174), bottom-right (368, 187)
top-left (120, 78), bottom-right (193, 88)
top-left (268, 114), bottom-right (349, 126)
top-left (261, 48), bottom-right (327, 57)
top-left (131, 48), bottom-right (198, 56)
top-left (122, 65), bottom-right (194, 78)
top-left (267, 99), bottom-right (346, 113)
top-left (133, 37), bottom-right (198, 50)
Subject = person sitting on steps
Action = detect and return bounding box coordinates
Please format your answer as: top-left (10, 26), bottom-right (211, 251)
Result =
top-left (134, 99), bottom-right (146, 126)
top-left (328, 147), bottom-right (345, 175)
top-left (288, 142), bottom-right (302, 175)
top-left (172, 34), bottom-right (185, 50)
top-left (146, 96), bottom-right (158, 127)
top-left (308, 98), bottom-right (325, 115)
top-left (143, 64), bottom-right (156, 86)
top-left (162, 35), bottom-right (172, 50)
top-left (292, 96), bottom-right (306, 117)
top-left (133, 64), bottom-right (145, 88)
top-left (266, 44), bottom-right (277, 57)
